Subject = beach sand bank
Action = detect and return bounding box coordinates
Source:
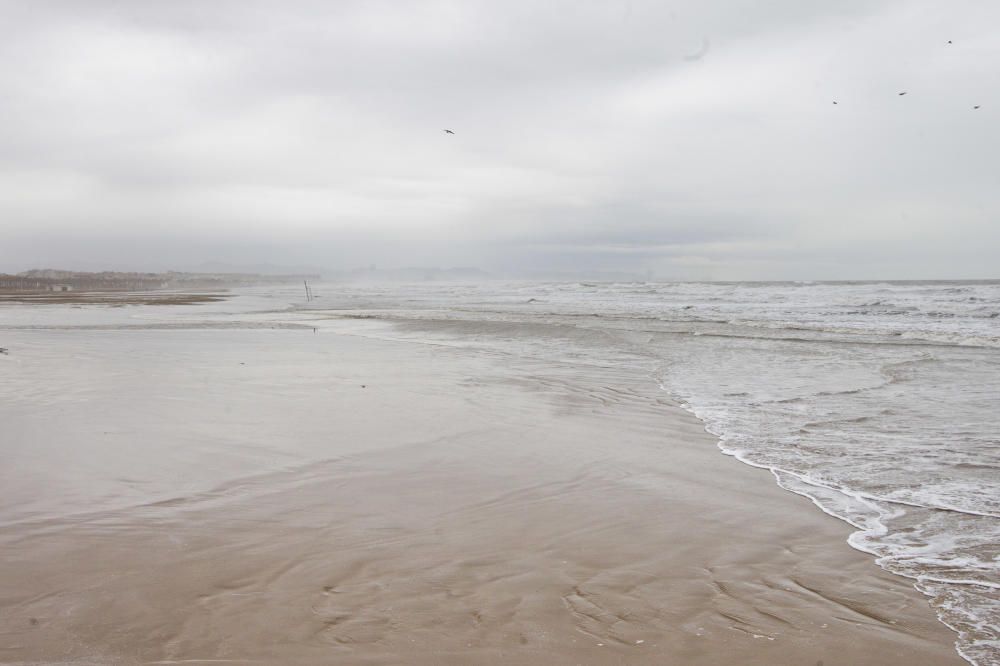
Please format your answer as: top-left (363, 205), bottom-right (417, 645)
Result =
top-left (0, 327), bottom-right (962, 664)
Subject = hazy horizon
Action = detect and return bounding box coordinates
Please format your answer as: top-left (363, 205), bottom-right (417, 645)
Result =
top-left (2, 1), bottom-right (998, 280)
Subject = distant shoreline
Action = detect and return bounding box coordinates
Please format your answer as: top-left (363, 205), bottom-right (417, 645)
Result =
top-left (0, 269), bottom-right (318, 294)
top-left (0, 290), bottom-right (230, 306)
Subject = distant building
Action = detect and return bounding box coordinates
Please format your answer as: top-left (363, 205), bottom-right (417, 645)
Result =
top-left (48, 284), bottom-right (73, 292)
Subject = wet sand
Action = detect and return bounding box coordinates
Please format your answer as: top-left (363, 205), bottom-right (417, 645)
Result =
top-left (0, 327), bottom-right (962, 664)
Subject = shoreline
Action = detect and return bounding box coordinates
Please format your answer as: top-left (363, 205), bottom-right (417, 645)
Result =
top-left (0, 322), bottom-right (964, 664)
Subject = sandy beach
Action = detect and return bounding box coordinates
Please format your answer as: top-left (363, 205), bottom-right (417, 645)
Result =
top-left (0, 320), bottom-right (963, 665)
top-left (4, 0), bottom-right (999, 660)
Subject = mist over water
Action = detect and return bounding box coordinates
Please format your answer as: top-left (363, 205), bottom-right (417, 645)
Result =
top-left (294, 279), bottom-right (1000, 665)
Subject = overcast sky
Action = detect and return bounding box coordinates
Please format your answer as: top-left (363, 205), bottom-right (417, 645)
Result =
top-left (1, 0), bottom-right (998, 279)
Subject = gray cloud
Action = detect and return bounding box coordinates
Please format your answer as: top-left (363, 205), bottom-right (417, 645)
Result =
top-left (0, 0), bottom-right (997, 278)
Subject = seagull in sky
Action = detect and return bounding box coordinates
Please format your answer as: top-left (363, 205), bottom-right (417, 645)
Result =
top-left (898, 91), bottom-right (908, 96)
top-left (443, 129), bottom-right (455, 134)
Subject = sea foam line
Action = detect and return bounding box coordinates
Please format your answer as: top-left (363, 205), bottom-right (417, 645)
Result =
top-left (658, 381), bottom-right (993, 666)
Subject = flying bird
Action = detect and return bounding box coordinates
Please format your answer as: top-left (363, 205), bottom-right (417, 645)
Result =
top-left (443, 129), bottom-right (455, 134)
top-left (832, 101), bottom-right (838, 105)
top-left (683, 37), bottom-right (711, 62)
top-left (974, 105), bottom-right (981, 109)
top-left (948, 40), bottom-right (953, 44)
top-left (898, 91), bottom-right (908, 96)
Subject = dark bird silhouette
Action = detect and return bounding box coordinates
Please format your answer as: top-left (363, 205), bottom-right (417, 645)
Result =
top-left (898, 91), bottom-right (908, 96)
top-left (443, 129), bottom-right (455, 134)
top-left (832, 101), bottom-right (838, 105)
top-left (948, 40), bottom-right (953, 44)
top-left (974, 105), bottom-right (981, 109)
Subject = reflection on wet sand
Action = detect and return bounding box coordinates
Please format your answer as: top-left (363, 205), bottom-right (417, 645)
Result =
top-left (0, 316), bottom-right (963, 664)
